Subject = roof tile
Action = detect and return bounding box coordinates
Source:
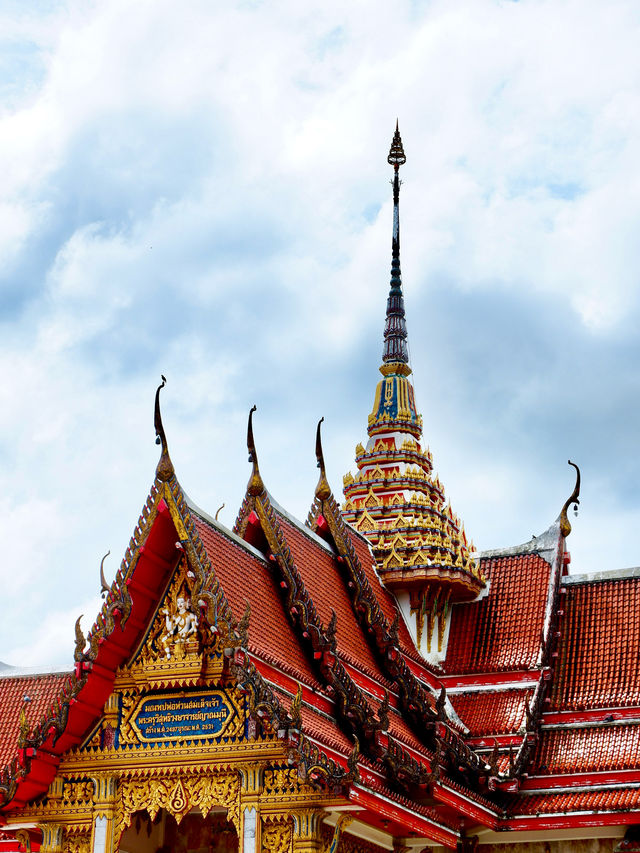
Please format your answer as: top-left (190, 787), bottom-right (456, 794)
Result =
top-left (551, 578), bottom-right (640, 711)
top-left (445, 554), bottom-right (551, 674)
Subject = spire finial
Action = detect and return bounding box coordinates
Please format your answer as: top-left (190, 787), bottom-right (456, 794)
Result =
top-left (383, 123), bottom-right (409, 365)
top-left (154, 375), bottom-right (174, 481)
top-left (560, 460), bottom-right (581, 538)
top-left (315, 417), bottom-right (331, 501)
top-left (387, 120), bottom-right (406, 169)
top-left (247, 405), bottom-right (265, 497)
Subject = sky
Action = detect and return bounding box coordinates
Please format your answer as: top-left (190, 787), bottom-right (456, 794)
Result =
top-left (1, 0), bottom-right (639, 668)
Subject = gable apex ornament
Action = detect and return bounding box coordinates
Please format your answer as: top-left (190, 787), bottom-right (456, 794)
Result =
top-left (246, 405), bottom-right (265, 497)
top-left (315, 417), bottom-right (331, 501)
top-left (560, 459), bottom-right (581, 538)
top-left (154, 374), bottom-right (175, 482)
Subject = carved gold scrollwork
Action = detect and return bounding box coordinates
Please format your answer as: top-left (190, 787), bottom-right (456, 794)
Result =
top-left (61, 832), bottom-right (91, 853)
top-left (262, 821), bottom-right (293, 853)
top-left (115, 772), bottom-right (240, 840)
top-left (263, 767), bottom-right (302, 796)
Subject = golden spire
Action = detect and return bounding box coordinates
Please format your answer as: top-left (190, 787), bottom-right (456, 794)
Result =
top-left (247, 405), bottom-right (265, 496)
top-left (154, 375), bottom-right (174, 481)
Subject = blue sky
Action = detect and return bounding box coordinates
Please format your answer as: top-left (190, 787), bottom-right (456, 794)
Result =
top-left (1, 0), bottom-right (639, 666)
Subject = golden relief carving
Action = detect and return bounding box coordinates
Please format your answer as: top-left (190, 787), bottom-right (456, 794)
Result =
top-left (263, 767), bottom-right (302, 797)
top-left (61, 780), bottom-right (94, 807)
top-left (137, 556), bottom-right (200, 661)
top-left (115, 771), bottom-right (240, 838)
top-left (116, 554), bottom-right (225, 689)
top-left (61, 831), bottom-right (91, 853)
top-left (262, 820), bottom-right (293, 853)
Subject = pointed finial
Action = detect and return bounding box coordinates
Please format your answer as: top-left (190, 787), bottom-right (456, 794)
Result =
top-left (247, 405), bottom-right (265, 496)
top-left (99, 550), bottom-right (111, 598)
top-left (560, 460), bottom-right (581, 538)
top-left (315, 417), bottom-right (331, 501)
top-left (74, 615), bottom-right (85, 662)
top-left (289, 683), bottom-right (303, 729)
top-left (18, 703), bottom-right (30, 749)
top-left (346, 736), bottom-right (361, 781)
top-left (383, 123), bottom-right (409, 365)
top-left (387, 120), bottom-right (406, 169)
top-left (154, 375), bottom-right (174, 482)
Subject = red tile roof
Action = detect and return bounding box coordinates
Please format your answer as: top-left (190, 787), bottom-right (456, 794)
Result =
top-left (551, 577), bottom-right (640, 711)
top-left (532, 725), bottom-right (640, 774)
top-left (347, 528), bottom-right (425, 666)
top-left (451, 689), bottom-right (534, 737)
top-left (0, 672), bottom-right (71, 767)
top-left (445, 554), bottom-right (551, 673)
top-left (193, 515), bottom-right (322, 691)
top-left (277, 516), bottom-right (393, 687)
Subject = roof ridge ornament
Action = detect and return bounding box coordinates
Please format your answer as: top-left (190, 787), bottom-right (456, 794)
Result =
top-left (315, 417), bottom-right (331, 501)
top-left (247, 405), bottom-right (265, 496)
top-left (73, 616), bottom-right (85, 662)
top-left (383, 121), bottom-right (409, 365)
top-left (560, 459), bottom-right (581, 538)
top-left (154, 375), bottom-right (175, 482)
top-left (99, 550), bottom-right (111, 598)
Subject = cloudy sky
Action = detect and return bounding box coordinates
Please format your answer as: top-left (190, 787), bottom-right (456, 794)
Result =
top-left (1, 0), bottom-right (639, 668)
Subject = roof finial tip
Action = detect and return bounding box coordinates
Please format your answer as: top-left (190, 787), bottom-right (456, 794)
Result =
top-left (154, 375), bottom-right (174, 482)
top-left (560, 459), bottom-right (581, 538)
top-left (315, 417), bottom-right (331, 501)
top-left (247, 405), bottom-right (265, 497)
top-left (388, 122), bottom-right (406, 168)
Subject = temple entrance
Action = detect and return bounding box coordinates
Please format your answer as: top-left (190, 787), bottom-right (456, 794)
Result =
top-left (120, 809), bottom-right (238, 853)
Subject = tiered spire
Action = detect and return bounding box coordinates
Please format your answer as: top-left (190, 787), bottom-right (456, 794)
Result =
top-left (342, 125), bottom-right (484, 663)
top-left (383, 121), bottom-right (409, 365)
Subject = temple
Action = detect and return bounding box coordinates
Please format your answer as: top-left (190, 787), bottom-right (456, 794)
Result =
top-left (1, 127), bottom-right (639, 853)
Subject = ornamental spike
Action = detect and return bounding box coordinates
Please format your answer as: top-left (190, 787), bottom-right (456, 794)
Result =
top-left (315, 417), bottom-right (331, 501)
top-left (559, 460), bottom-right (581, 538)
top-left (74, 615), bottom-right (85, 662)
top-left (99, 550), bottom-right (111, 598)
top-left (247, 405), bottom-right (265, 497)
top-left (18, 705), bottom-right (30, 750)
top-left (383, 122), bottom-right (409, 365)
top-left (154, 375), bottom-right (174, 482)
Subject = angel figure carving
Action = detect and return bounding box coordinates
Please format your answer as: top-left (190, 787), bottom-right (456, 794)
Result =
top-left (160, 596), bottom-right (198, 659)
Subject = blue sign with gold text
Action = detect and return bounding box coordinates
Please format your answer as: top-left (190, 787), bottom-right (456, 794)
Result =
top-left (131, 691), bottom-right (238, 742)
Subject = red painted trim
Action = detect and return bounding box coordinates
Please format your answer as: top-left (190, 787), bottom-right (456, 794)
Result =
top-left (543, 707), bottom-right (640, 726)
top-left (466, 734), bottom-right (523, 748)
top-left (401, 654), bottom-right (443, 692)
top-left (1, 502), bottom-right (180, 813)
top-left (504, 811), bottom-right (640, 831)
top-left (440, 671), bottom-right (540, 690)
top-left (522, 769), bottom-right (640, 790)
top-left (432, 783), bottom-right (499, 828)
top-left (348, 785), bottom-right (459, 848)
